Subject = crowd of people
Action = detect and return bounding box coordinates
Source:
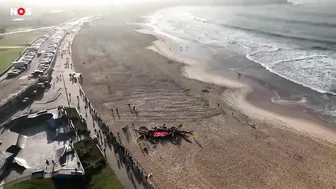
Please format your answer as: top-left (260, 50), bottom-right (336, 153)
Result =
top-left (76, 87), bottom-right (156, 189)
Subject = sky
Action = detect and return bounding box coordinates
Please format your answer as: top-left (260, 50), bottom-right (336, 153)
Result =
top-left (2, 0), bottom-right (334, 8)
top-left (288, 0), bottom-right (336, 4)
top-left (0, 0), bottom-right (156, 6)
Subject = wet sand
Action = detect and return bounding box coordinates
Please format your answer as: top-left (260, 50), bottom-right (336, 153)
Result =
top-left (72, 8), bottom-right (336, 189)
top-left (140, 27), bottom-right (336, 144)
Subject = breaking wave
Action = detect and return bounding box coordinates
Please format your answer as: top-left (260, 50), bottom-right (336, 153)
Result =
top-left (149, 5), bottom-right (336, 95)
top-left (219, 23), bottom-right (336, 45)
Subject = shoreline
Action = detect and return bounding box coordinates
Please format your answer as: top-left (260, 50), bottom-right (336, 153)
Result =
top-left (136, 26), bottom-right (336, 144)
top-left (72, 13), bottom-right (336, 188)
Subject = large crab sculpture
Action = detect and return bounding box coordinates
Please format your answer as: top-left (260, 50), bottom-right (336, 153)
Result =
top-left (134, 124), bottom-right (193, 145)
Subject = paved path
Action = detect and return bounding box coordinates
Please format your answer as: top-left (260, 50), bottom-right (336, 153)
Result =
top-left (52, 21), bottom-right (147, 189)
top-left (12, 17), bottom-right (148, 189)
top-left (0, 21), bottom-right (84, 188)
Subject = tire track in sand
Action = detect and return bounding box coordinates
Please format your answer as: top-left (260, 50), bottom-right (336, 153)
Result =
top-left (173, 138), bottom-right (261, 189)
top-left (173, 138), bottom-right (216, 189)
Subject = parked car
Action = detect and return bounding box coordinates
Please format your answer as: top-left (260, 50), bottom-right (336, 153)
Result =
top-left (7, 70), bottom-right (20, 78)
top-left (12, 61), bottom-right (28, 69)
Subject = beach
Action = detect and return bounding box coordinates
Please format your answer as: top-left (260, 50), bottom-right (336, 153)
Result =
top-left (72, 6), bottom-right (336, 189)
top-left (141, 28), bottom-right (336, 143)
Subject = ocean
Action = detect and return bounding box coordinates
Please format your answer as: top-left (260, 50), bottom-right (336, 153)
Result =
top-left (148, 1), bottom-right (336, 120)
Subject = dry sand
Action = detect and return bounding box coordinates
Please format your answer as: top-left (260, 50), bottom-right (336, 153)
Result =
top-left (141, 28), bottom-right (336, 144)
top-left (72, 13), bottom-right (336, 189)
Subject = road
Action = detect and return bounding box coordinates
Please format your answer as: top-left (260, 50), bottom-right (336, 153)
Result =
top-left (17, 17), bottom-right (148, 189)
top-left (0, 19), bottom-right (86, 188)
top-left (0, 19), bottom-right (80, 106)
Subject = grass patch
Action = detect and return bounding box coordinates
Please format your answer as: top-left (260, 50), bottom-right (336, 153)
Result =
top-left (67, 107), bottom-right (79, 118)
top-left (0, 30), bottom-right (46, 46)
top-left (74, 139), bottom-right (102, 163)
top-left (66, 107), bottom-right (87, 131)
top-left (0, 48), bottom-right (24, 72)
top-left (0, 29), bottom-right (48, 72)
top-left (6, 179), bottom-right (54, 189)
top-left (90, 167), bottom-right (124, 189)
top-left (75, 139), bottom-right (124, 189)
top-left (6, 177), bottom-right (86, 189)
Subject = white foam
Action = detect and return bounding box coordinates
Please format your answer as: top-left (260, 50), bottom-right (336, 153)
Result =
top-left (149, 7), bottom-right (336, 96)
top-left (271, 96), bottom-right (307, 105)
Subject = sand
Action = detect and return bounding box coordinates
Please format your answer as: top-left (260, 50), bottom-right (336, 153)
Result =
top-left (141, 28), bottom-right (336, 144)
top-left (72, 10), bottom-right (336, 189)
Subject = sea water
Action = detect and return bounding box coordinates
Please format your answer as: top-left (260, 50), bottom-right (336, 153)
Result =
top-left (149, 1), bottom-right (336, 118)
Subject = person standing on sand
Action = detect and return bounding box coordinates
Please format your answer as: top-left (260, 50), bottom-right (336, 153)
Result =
top-left (108, 86), bottom-right (111, 93)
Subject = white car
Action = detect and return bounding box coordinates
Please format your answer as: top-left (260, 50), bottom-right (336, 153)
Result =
top-left (13, 69), bottom-right (22, 73)
top-left (40, 58), bottom-right (51, 63)
top-left (7, 71), bottom-right (19, 77)
top-left (22, 58), bottom-right (32, 64)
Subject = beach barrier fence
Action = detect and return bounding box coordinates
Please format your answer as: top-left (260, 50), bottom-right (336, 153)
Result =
top-left (75, 81), bottom-right (158, 189)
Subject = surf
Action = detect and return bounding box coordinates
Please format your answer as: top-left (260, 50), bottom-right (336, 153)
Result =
top-left (149, 5), bottom-right (336, 97)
